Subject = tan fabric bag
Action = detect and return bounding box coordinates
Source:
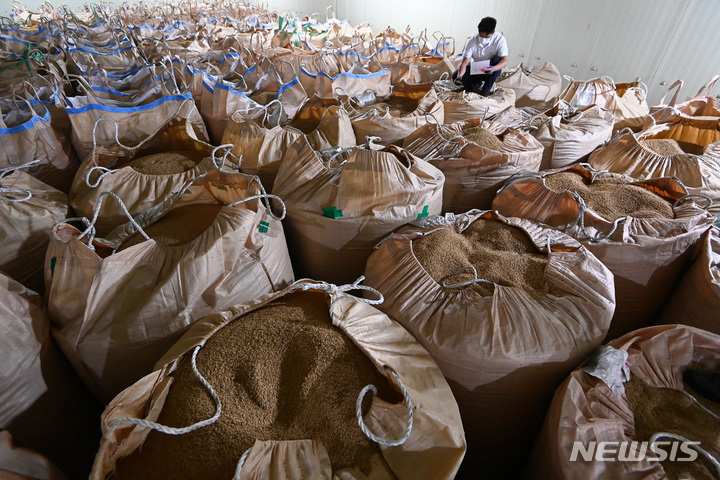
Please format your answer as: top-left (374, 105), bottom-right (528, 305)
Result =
top-left (658, 227), bottom-right (720, 334)
top-left (647, 76), bottom-right (720, 126)
top-left (527, 324), bottom-right (720, 480)
top-left (532, 102), bottom-right (614, 170)
top-left (273, 138), bottom-right (444, 284)
top-left (0, 168), bottom-right (69, 295)
top-left (65, 85), bottom-right (208, 162)
top-left (559, 76), bottom-right (649, 131)
top-left (90, 280), bottom-right (465, 480)
top-left (588, 125), bottom-right (720, 213)
top-left (402, 119), bottom-right (543, 212)
top-left (0, 272), bottom-right (102, 480)
top-left (288, 99), bottom-right (357, 151)
top-left (46, 169), bottom-right (295, 402)
top-left (437, 87), bottom-right (515, 124)
top-left (492, 163), bottom-right (714, 340)
top-left (0, 431), bottom-right (69, 480)
top-left (313, 60), bottom-right (392, 100)
top-left (0, 99), bottom-right (77, 194)
top-left (496, 62), bottom-right (562, 108)
top-left (347, 89), bottom-right (445, 145)
top-left (69, 109), bottom-right (218, 236)
top-left (362, 210), bottom-right (615, 478)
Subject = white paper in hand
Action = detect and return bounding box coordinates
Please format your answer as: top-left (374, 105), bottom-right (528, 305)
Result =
top-left (469, 59), bottom-right (491, 75)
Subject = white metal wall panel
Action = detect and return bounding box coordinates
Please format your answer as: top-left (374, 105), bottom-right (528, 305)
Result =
top-left (527, 0), bottom-right (608, 79)
top-left (646, 0), bottom-right (720, 106)
top-left (582, 0), bottom-right (688, 104)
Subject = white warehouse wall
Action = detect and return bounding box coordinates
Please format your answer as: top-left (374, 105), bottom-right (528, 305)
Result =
top-left (4, 0), bottom-right (719, 105)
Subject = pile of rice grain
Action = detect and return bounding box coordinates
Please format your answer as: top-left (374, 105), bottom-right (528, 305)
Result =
top-left (412, 218), bottom-right (549, 296)
top-left (113, 291), bottom-right (400, 480)
top-left (640, 139), bottom-right (685, 156)
top-left (117, 204), bottom-right (223, 251)
top-left (625, 376), bottom-right (720, 480)
top-left (461, 126), bottom-right (503, 149)
top-left (127, 151), bottom-right (202, 175)
top-left (544, 171), bottom-right (674, 220)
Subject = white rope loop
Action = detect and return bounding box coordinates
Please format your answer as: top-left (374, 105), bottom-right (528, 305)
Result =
top-left (673, 193), bottom-right (713, 211)
top-left (649, 432), bottom-right (720, 475)
top-left (211, 143), bottom-right (241, 170)
top-left (680, 389), bottom-right (720, 422)
top-left (107, 345), bottom-right (222, 436)
top-left (79, 191), bottom-right (150, 248)
top-left (441, 265), bottom-right (495, 289)
top-left (0, 187), bottom-right (32, 203)
top-left (0, 159), bottom-right (43, 179)
top-left (294, 276), bottom-right (385, 313)
top-left (356, 367), bottom-right (413, 447)
top-left (227, 193), bottom-right (286, 221)
top-left (232, 446), bottom-right (253, 480)
top-left (92, 117), bottom-right (132, 151)
top-left (85, 165), bottom-right (116, 188)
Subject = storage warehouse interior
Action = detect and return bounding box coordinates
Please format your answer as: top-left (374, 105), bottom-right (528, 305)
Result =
top-left (0, 0), bottom-right (719, 479)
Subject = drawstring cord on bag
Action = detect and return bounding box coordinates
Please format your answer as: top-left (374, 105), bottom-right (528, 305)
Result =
top-left (105, 345), bottom-right (222, 436)
top-left (0, 159), bottom-right (42, 202)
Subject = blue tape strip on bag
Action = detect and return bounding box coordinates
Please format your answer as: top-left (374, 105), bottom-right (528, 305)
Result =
top-left (0, 107), bottom-right (50, 135)
top-left (66, 92), bottom-right (191, 114)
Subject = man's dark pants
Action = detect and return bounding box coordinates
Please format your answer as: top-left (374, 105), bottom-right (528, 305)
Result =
top-left (452, 55), bottom-right (502, 96)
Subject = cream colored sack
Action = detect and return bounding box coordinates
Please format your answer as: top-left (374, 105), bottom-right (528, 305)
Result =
top-left (0, 272), bottom-right (102, 480)
top-left (527, 325), bottom-right (720, 480)
top-left (69, 109), bottom-right (218, 236)
top-left (496, 62), bottom-right (562, 108)
top-left (438, 87), bottom-right (515, 124)
top-left (46, 169), bottom-right (295, 402)
top-left (532, 102), bottom-right (614, 170)
top-left (273, 138), bottom-right (444, 284)
top-left (363, 210), bottom-right (615, 479)
top-left (589, 125), bottom-right (720, 214)
top-left (658, 227), bottom-right (720, 334)
top-left (0, 169), bottom-right (69, 295)
top-left (0, 431), bottom-right (68, 480)
top-left (90, 280), bottom-right (465, 480)
top-left (492, 163), bottom-right (714, 340)
top-left (347, 89), bottom-right (444, 145)
top-left (403, 119), bottom-right (543, 212)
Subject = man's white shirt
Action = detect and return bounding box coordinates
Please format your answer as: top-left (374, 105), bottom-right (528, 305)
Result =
top-left (463, 32), bottom-right (508, 62)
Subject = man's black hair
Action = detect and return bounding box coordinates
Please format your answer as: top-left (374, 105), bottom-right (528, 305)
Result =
top-left (477, 17), bottom-right (497, 34)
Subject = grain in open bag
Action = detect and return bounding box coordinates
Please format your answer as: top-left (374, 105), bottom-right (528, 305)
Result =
top-left (91, 279), bottom-right (465, 480)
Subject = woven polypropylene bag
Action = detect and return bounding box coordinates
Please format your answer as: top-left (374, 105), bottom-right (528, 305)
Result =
top-left (90, 280), bottom-right (466, 480)
top-left (526, 324), bottom-right (720, 480)
top-left (272, 137), bottom-right (444, 284)
top-left (46, 169), bottom-right (295, 402)
top-left (657, 227), bottom-right (720, 335)
top-left (402, 119), bottom-right (543, 212)
top-left (496, 62), bottom-right (562, 108)
top-left (492, 163), bottom-right (714, 340)
top-left (363, 210), bottom-right (615, 479)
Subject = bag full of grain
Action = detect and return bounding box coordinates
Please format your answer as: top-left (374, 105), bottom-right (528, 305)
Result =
top-left (526, 324), bottom-right (720, 480)
top-left (287, 97), bottom-right (357, 151)
top-left (69, 107), bottom-right (219, 237)
top-left (640, 112), bottom-right (720, 158)
top-left (0, 271), bottom-right (103, 480)
top-left (362, 210), bottom-right (615, 479)
top-left (646, 76), bottom-right (720, 127)
top-left (403, 118), bottom-right (543, 212)
top-left (294, 52), bottom-right (343, 97)
top-left (90, 279), bottom-right (466, 480)
top-left (346, 89), bottom-right (444, 146)
top-left (272, 137), bottom-right (444, 284)
top-left (588, 125), bottom-right (720, 214)
top-left (65, 78), bottom-right (208, 162)
top-left (0, 97), bottom-right (78, 194)
top-left (531, 101), bottom-right (614, 170)
top-left (437, 86), bottom-right (516, 124)
top-left (202, 57), bottom-right (308, 144)
top-left (492, 163), bottom-right (714, 340)
top-left (0, 430), bottom-right (69, 480)
top-left (559, 75), bottom-right (649, 132)
top-left (45, 168), bottom-right (295, 402)
top-left (0, 166), bottom-right (69, 295)
top-left (657, 227), bottom-right (720, 335)
top-left (496, 62), bottom-right (562, 108)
